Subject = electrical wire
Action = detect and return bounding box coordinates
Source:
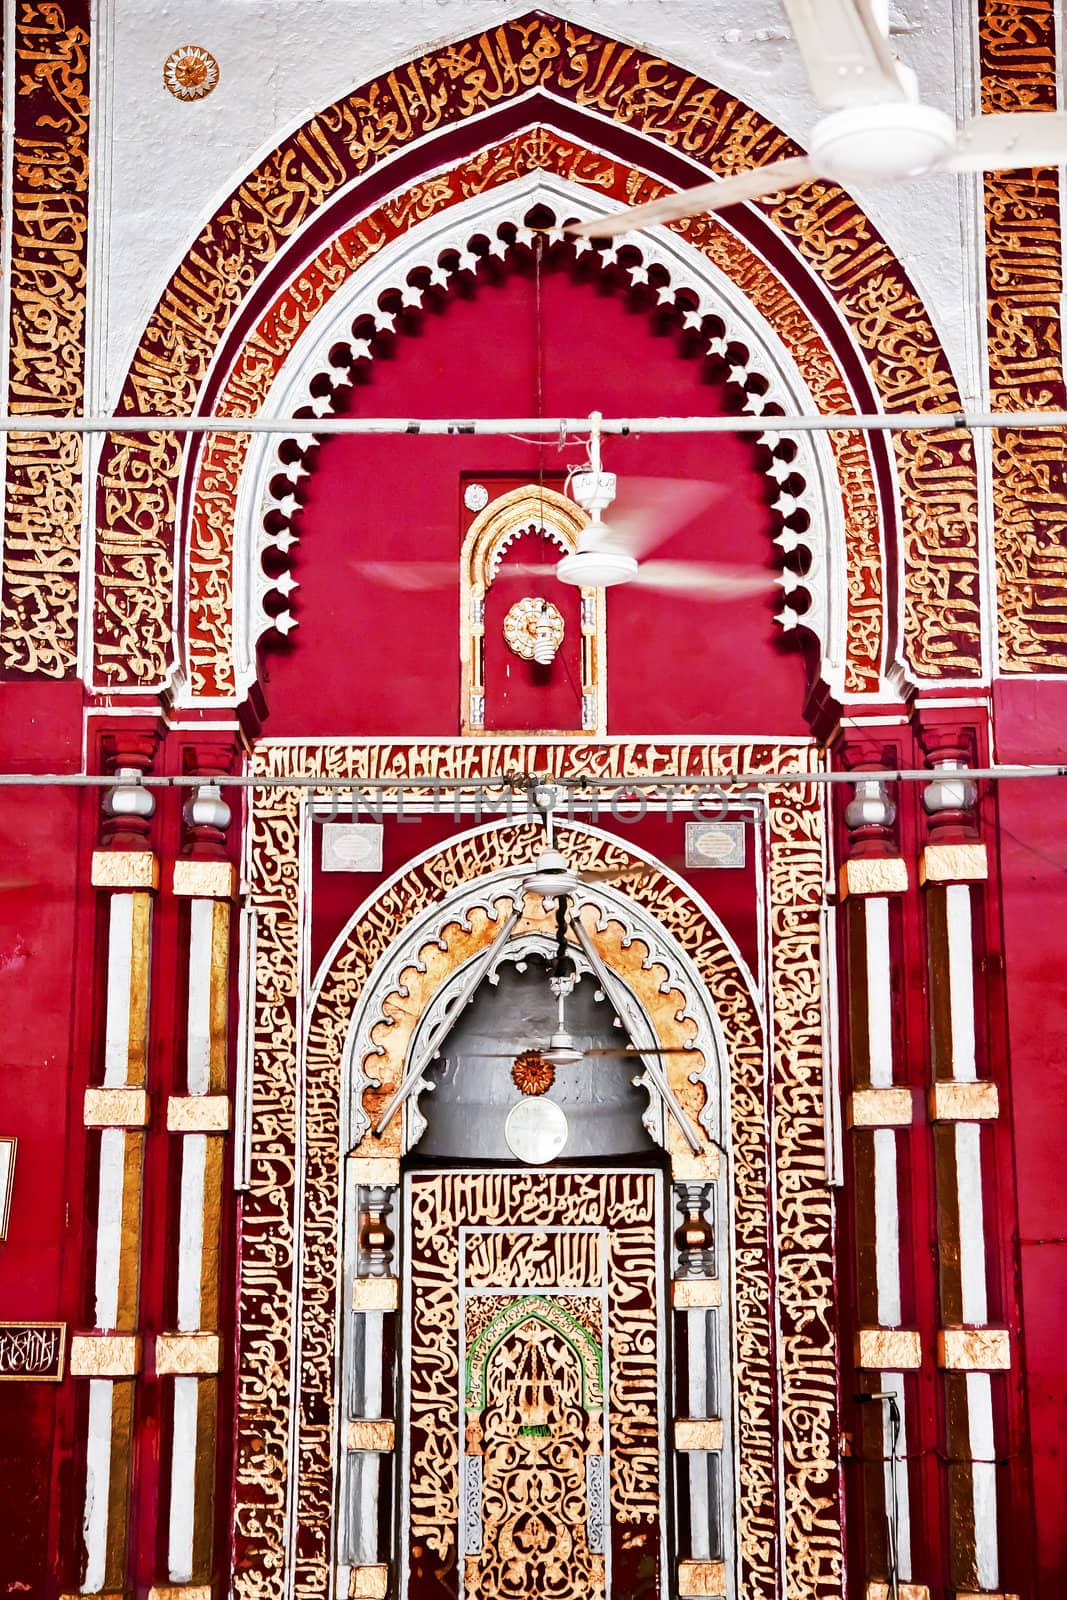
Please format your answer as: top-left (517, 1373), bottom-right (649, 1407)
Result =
top-left (10, 408), bottom-right (1067, 435)
top-left (0, 766), bottom-right (1063, 791)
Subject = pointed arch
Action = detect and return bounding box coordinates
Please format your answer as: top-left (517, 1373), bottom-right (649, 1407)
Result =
top-left (92, 13), bottom-right (981, 700)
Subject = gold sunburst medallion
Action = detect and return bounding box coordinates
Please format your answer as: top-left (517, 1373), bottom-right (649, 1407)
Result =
top-left (511, 1051), bottom-right (556, 1096)
top-left (163, 46), bottom-right (220, 101)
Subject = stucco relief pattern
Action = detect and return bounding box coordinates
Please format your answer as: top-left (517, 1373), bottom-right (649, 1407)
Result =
top-left (93, 12), bottom-right (977, 691)
top-left (237, 739), bottom-right (840, 1600)
top-left (2, 1), bottom-right (90, 678)
top-left (408, 1171), bottom-right (655, 1599)
top-left (980, 0), bottom-right (1067, 670)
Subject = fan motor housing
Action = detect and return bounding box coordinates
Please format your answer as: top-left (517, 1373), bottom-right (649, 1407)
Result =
top-left (810, 102), bottom-right (956, 183)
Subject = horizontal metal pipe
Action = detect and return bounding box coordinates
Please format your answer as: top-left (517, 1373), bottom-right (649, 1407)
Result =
top-left (2, 409), bottom-right (1067, 436)
top-left (0, 766), bottom-right (1062, 789)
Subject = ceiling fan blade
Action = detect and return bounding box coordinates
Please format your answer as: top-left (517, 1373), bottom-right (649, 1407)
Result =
top-left (590, 477), bottom-right (723, 561)
top-left (564, 157), bottom-right (816, 240)
top-left (351, 560), bottom-right (563, 592)
top-left (948, 111), bottom-right (1067, 171)
top-left (457, 1045), bottom-right (695, 1060)
top-left (780, 0), bottom-right (908, 109)
top-left (581, 1045), bottom-right (697, 1059)
top-left (630, 560), bottom-right (773, 598)
top-left (350, 560), bottom-right (457, 592)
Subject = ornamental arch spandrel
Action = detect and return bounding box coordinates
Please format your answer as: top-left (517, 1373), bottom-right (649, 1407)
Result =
top-left (237, 742), bottom-right (836, 1599)
top-left (82, 13), bottom-right (982, 711)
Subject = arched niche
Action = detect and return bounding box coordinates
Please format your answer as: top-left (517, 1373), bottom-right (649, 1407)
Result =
top-left (459, 481), bottom-right (605, 736)
top-left (324, 819), bottom-right (743, 1598)
top-left (337, 860), bottom-right (731, 1178)
top-left (220, 180), bottom-right (845, 723)
top-left (241, 754), bottom-right (837, 1599)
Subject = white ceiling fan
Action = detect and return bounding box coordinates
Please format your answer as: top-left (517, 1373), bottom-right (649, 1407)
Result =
top-left (566, 0), bottom-right (1067, 241)
top-left (353, 414), bottom-right (772, 597)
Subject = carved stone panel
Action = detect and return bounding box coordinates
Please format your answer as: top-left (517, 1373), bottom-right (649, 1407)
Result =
top-left (403, 1169), bottom-right (665, 1600)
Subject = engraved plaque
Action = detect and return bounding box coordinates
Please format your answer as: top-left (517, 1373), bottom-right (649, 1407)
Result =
top-left (685, 822), bottom-right (746, 870)
top-left (321, 823), bottom-right (383, 873)
top-left (0, 1322), bottom-right (66, 1381)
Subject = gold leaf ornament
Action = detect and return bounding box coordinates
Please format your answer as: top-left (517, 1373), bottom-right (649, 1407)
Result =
top-left (163, 45), bottom-right (220, 101)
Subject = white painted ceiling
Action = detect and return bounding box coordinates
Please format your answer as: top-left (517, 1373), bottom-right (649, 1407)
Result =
top-left (96, 1), bottom-right (985, 405)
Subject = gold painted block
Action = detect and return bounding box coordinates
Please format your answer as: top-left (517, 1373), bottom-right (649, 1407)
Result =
top-left (855, 1328), bottom-right (922, 1370)
top-left (839, 857), bottom-right (909, 898)
top-left (349, 1567), bottom-right (389, 1599)
top-left (672, 1278), bottom-right (722, 1310)
top-left (670, 1146), bottom-right (721, 1182)
top-left (172, 858), bottom-right (236, 899)
top-left (955, 1592), bottom-right (1020, 1600)
top-left (678, 1558), bottom-right (727, 1596)
top-left (928, 1081), bottom-right (999, 1122)
top-left (346, 1418), bottom-right (396, 1453)
top-left (920, 842), bottom-right (988, 884)
top-left (867, 1584), bottom-right (931, 1600)
top-left (149, 1586), bottom-right (214, 1600)
top-left (84, 1087), bottom-right (150, 1128)
top-left (69, 1333), bottom-right (141, 1378)
top-left (348, 1155), bottom-right (402, 1186)
top-left (352, 1277), bottom-right (399, 1312)
top-left (166, 1094), bottom-right (232, 1133)
top-left (848, 1087), bottom-right (914, 1128)
top-left (155, 1332), bottom-right (221, 1376)
top-left (91, 850), bottom-right (160, 890)
top-left (674, 1417), bottom-right (724, 1452)
top-left (937, 1328), bottom-right (1011, 1371)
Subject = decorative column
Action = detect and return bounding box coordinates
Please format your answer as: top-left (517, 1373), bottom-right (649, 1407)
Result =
top-left (152, 766), bottom-right (237, 1600)
top-left (838, 757), bottom-right (925, 1600)
top-left (68, 735), bottom-right (159, 1597)
top-left (918, 733), bottom-right (1007, 1599)
top-left (672, 1174), bottom-right (727, 1600)
top-left (341, 1160), bottom-right (400, 1600)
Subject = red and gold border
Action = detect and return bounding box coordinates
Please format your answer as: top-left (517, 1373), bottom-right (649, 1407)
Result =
top-left (237, 739), bottom-right (840, 1600)
top-left (980, 0), bottom-right (1067, 670)
top-left (185, 128), bottom-right (884, 700)
top-left (1, 0), bottom-right (90, 679)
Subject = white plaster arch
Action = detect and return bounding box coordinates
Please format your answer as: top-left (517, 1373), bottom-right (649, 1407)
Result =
top-left (313, 814), bottom-right (760, 1165)
top-left (323, 812), bottom-right (750, 1599)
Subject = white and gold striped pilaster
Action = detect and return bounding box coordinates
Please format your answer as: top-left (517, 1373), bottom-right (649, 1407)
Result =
top-left (73, 849), bottom-right (159, 1595)
top-left (922, 839), bottom-right (1006, 1595)
top-left (841, 857), bottom-right (919, 1589)
top-left (158, 858), bottom-right (235, 1595)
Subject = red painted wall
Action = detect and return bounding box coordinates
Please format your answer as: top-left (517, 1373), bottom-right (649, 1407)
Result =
top-left (259, 257), bottom-right (807, 739)
top-left (993, 679), bottom-right (1067, 1596)
top-left (0, 682), bottom-right (88, 1595)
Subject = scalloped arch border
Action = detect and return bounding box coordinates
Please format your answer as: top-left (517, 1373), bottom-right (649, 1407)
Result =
top-left (244, 202), bottom-right (826, 684)
top-left (90, 12), bottom-right (981, 696)
top-left (203, 159), bottom-right (848, 702)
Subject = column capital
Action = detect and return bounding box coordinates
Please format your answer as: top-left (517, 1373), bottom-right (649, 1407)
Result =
top-left (98, 721), bottom-right (164, 851)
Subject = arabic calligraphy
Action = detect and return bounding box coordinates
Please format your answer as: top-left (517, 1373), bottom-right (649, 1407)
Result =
top-left (2, 1), bottom-right (89, 678)
top-left (981, 0), bottom-right (1067, 670)
top-left (0, 1322), bottom-right (66, 1381)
